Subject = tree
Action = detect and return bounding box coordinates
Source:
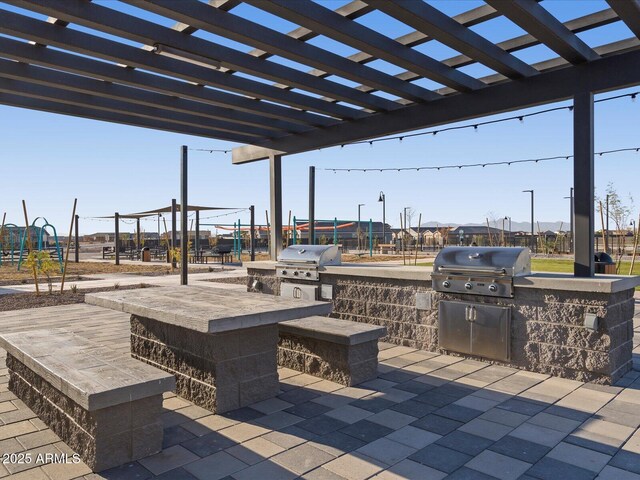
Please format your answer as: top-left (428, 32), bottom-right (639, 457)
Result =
top-left (597, 183), bottom-right (634, 255)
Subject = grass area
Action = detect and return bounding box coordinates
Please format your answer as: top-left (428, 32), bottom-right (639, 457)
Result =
top-left (532, 258), bottom-right (640, 276)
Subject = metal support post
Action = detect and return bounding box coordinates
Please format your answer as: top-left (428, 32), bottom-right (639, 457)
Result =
top-left (573, 92), bottom-right (595, 277)
top-left (114, 212), bottom-right (120, 266)
top-left (180, 146), bottom-right (188, 285)
top-left (171, 198), bottom-right (177, 269)
top-left (270, 154), bottom-right (283, 259)
top-left (309, 166), bottom-right (315, 245)
top-left (250, 205), bottom-right (255, 261)
top-left (74, 214), bottom-right (79, 263)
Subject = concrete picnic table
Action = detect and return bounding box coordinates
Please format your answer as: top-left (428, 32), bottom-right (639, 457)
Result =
top-left (85, 285), bottom-right (332, 413)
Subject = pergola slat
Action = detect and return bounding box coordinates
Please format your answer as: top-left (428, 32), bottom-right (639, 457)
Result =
top-left (0, 9), bottom-right (363, 121)
top-left (0, 37), bottom-right (311, 133)
top-left (232, 47), bottom-right (640, 162)
top-left (0, 58), bottom-right (287, 138)
top-left (0, 92), bottom-right (257, 143)
top-left (607, 0), bottom-right (640, 39)
top-left (326, 8), bottom-right (618, 101)
top-left (5, 0), bottom-right (398, 110)
top-left (243, 0), bottom-right (484, 93)
top-left (125, 0), bottom-right (439, 103)
top-left (485, 0), bottom-right (600, 64)
top-left (0, 76), bottom-right (266, 141)
top-left (364, 0), bottom-right (538, 79)
top-left (7, 0), bottom-right (398, 112)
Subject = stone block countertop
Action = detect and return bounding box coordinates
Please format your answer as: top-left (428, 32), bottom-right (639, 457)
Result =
top-left (0, 328), bottom-right (175, 410)
top-left (246, 261), bottom-right (640, 293)
top-left (86, 285), bottom-right (332, 333)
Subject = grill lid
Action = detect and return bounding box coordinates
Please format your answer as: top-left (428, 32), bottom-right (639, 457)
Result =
top-left (277, 245), bottom-right (341, 267)
top-left (433, 247), bottom-right (530, 277)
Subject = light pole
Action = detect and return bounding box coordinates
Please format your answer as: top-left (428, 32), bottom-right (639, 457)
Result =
top-left (605, 194), bottom-right (610, 254)
top-left (504, 216), bottom-right (512, 246)
top-left (564, 187), bottom-right (574, 254)
top-left (378, 192), bottom-right (386, 244)
top-left (357, 203), bottom-right (365, 251)
top-left (523, 190), bottom-right (535, 252)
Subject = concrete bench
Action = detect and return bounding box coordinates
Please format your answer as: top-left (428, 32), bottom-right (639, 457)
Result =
top-left (278, 317), bottom-right (386, 386)
top-left (0, 329), bottom-right (175, 472)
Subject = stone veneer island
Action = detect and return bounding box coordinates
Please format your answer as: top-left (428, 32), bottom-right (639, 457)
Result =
top-left (247, 262), bottom-right (640, 384)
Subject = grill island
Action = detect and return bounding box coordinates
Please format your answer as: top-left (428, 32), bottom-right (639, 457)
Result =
top-left (86, 286), bottom-right (331, 413)
top-left (247, 257), bottom-right (639, 384)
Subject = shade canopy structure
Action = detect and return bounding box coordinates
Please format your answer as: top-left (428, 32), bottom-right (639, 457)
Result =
top-left (0, 0), bottom-right (638, 160)
top-left (2, 0), bottom-right (640, 275)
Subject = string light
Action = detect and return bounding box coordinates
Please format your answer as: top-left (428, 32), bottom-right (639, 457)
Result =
top-left (189, 90), bottom-right (639, 153)
top-left (323, 147), bottom-right (640, 173)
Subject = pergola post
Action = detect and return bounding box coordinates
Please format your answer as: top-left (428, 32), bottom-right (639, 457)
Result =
top-left (195, 209), bottom-right (200, 257)
top-left (74, 214), bottom-right (79, 263)
top-left (114, 212), bottom-right (120, 266)
top-left (250, 205), bottom-right (255, 261)
top-left (136, 218), bottom-right (141, 255)
top-left (269, 154), bottom-right (283, 260)
top-left (309, 166), bottom-right (315, 245)
top-left (171, 198), bottom-right (177, 269)
top-left (180, 145), bottom-right (188, 285)
top-left (573, 92), bottom-right (595, 277)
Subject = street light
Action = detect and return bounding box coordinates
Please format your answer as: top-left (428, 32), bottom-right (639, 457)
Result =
top-left (378, 192), bottom-right (386, 244)
top-left (523, 190), bottom-right (535, 252)
top-left (563, 188), bottom-right (574, 254)
top-left (504, 216), bottom-right (512, 246)
top-left (357, 203), bottom-right (365, 251)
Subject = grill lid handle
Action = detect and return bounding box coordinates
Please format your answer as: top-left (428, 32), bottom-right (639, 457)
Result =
top-left (437, 265), bottom-right (507, 275)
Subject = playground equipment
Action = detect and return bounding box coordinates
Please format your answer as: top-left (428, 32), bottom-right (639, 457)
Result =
top-left (17, 217), bottom-right (63, 272)
top-left (0, 223), bottom-right (22, 266)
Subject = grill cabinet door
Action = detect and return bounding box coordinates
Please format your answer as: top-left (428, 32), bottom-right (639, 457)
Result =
top-left (470, 304), bottom-right (511, 362)
top-left (438, 301), bottom-right (511, 362)
top-left (438, 301), bottom-right (472, 355)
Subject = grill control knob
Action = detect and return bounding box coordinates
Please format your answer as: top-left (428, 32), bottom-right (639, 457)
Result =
top-left (293, 271), bottom-right (299, 276)
top-left (464, 282), bottom-right (473, 290)
top-left (488, 284), bottom-right (498, 293)
top-left (305, 272), bottom-right (311, 278)
top-left (442, 280), bottom-right (451, 288)
top-left (281, 270), bottom-right (287, 275)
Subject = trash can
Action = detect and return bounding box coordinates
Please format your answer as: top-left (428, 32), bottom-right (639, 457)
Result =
top-left (141, 247), bottom-right (151, 262)
top-left (594, 252), bottom-right (616, 274)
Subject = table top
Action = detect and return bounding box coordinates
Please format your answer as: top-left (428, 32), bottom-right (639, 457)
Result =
top-left (86, 285), bottom-right (333, 333)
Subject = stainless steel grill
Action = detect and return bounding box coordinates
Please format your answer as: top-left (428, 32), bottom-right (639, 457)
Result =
top-left (276, 245), bottom-right (341, 282)
top-left (431, 247), bottom-right (531, 298)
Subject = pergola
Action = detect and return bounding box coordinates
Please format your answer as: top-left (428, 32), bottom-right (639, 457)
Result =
top-left (2, 0), bottom-right (640, 276)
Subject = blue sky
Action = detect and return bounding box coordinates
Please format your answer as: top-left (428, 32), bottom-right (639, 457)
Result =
top-left (0, 0), bottom-right (638, 234)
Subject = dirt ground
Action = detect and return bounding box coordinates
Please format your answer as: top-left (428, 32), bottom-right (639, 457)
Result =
top-left (0, 261), bottom-right (211, 284)
top-left (0, 284), bottom-right (152, 312)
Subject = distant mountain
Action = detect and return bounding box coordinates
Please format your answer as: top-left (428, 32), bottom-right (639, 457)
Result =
top-left (419, 220), bottom-right (569, 232)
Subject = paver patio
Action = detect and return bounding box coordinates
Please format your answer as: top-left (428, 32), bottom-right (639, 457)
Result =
top-left (0, 298), bottom-right (638, 479)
